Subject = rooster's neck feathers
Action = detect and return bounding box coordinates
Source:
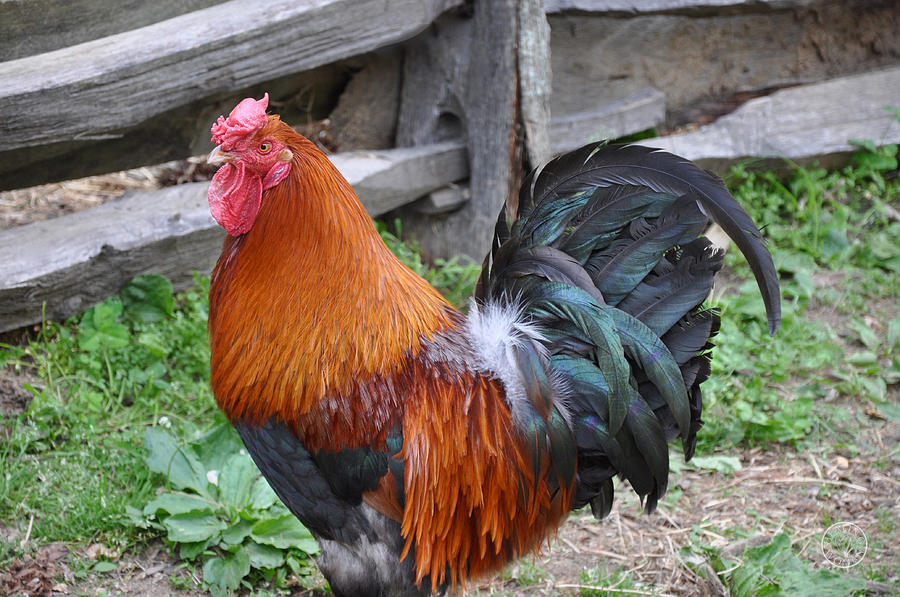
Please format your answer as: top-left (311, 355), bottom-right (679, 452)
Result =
top-left (208, 126), bottom-right (455, 438)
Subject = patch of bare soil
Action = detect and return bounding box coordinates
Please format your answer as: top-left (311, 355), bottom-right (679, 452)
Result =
top-left (0, 540), bottom-right (210, 597)
top-left (0, 543), bottom-right (69, 596)
top-left (64, 543), bottom-right (209, 597)
top-left (54, 541), bottom-right (330, 597)
top-left (474, 441), bottom-right (899, 596)
top-left (0, 371), bottom-right (33, 417)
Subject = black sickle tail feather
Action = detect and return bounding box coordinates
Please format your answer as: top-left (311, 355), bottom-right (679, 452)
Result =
top-left (476, 141), bottom-right (779, 516)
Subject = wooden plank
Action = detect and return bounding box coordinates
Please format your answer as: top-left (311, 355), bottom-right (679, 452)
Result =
top-left (0, 64), bottom-right (350, 192)
top-left (330, 141), bottom-right (468, 216)
top-left (411, 185), bottom-right (472, 215)
top-left (7, 0), bottom-right (897, 192)
top-left (0, 0), bottom-right (461, 154)
top-left (550, 87), bottom-right (665, 154)
top-left (0, 0), bottom-right (226, 60)
top-left (0, 142), bottom-right (468, 332)
top-left (518, 0), bottom-right (554, 169)
top-left (327, 47), bottom-right (405, 151)
top-left (636, 67), bottom-right (900, 170)
top-left (546, 0), bottom-right (818, 15)
top-left (0, 183), bottom-right (219, 332)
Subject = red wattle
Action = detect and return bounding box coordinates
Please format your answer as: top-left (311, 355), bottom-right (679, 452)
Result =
top-left (208, 162), bottom-right (263, 236)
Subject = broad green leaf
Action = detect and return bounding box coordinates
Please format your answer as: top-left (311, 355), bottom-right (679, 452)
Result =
top-left (179, 540), bottom-right (209, 560)
top-left (161, 511), bottom-right (226, 543)
top-left (858, 376), bottom-right (887, 401)
top-left (144, 428), bottom-right (209, 494)
top-left (122, 274), bottom-right (175, 323)
top-left (91, 297), bottom-right (123, 328)
top-left (727, 533), bottom-right (866, 597)
top-left (285, 555), bottom-right (304, 575)
top-left (847, 351), bottom-right (878, 367)
top-left (245, 540), bottom-right (285, 569)
top-left (143, 493), bottom-right (216, 517)
top-left (848, 320), bottom-right (880, 351)
top-left (251, 514), bottom-right (320, 554)
top-left (218, 451), bottom-right (257, 510)
top-left (92, 561), bottom-right (117, 573)
top-left (78, 299), bottom-right (130, 352)
top-left (193, 423), bottom-right (245, 472)
top-left (124, 505), bottom-right (149, 527)
top-left (878, 401), bottom-right (900, 424)
top-left (202, 550), bottom-right (251, 592)
top-left (773, 249), bottom-right (817, 275)
top-left (689, 454), bottom-right (742, 475)
top-left (887, 316), bottom-right (900, 349)
top-left (249, 477), bottom-right (278, 511)
top-left (137, 332), bottom-right (170, 358)
top-left (221, 518), bottom-right (254, 547)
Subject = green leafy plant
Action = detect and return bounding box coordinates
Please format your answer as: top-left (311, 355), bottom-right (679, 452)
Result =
top-left (510, 559), bottom-right (550, 587)
top-left (681, 531), bottom-right (868, 597)
top-left (26, 273), bottom-right (211, 421)
top-left (724, 533), bottom-right (865, 597)
top-left (130, 423), bottom-right (319, 595)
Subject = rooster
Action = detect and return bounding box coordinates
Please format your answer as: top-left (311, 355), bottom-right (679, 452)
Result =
top-left (206, 95), bottom-right (780, 597)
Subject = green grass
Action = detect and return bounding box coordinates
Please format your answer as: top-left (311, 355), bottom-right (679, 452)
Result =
top-left (0, 275), bottom-right (215, 549)
top-left (697, 141), bottom-right (900, 453)
top-left (1, 139), bottom-right (898, 594)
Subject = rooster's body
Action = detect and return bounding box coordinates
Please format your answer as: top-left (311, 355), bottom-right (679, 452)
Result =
top-left (205, 96), bottom-right (780, 597)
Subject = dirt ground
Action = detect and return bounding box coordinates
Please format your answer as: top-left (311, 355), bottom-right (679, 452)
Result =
top-left (1, 165), bottom-right (897, 596)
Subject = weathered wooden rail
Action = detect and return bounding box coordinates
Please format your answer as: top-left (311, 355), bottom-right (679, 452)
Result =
top-left (0, 0), bottom-right (463, 190)
top-left (640, 67), bottom-right (900, 169)
top-left (1, 0), bottom-right (899, 332)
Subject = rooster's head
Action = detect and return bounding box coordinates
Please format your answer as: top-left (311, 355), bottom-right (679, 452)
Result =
top-left (207, 94), bottom-right (293, 236)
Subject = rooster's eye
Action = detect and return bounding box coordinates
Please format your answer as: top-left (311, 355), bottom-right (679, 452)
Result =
top-left (258, 143), bottom-right (272, 154)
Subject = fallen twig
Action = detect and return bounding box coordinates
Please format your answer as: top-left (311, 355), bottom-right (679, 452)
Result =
top-left (20, 514), bottom-right (34, 549)
top-left (742, 477), bottom-right (868, 492)
top-left (558, 535), bottom-right (581, 554)
top-left (807, 453), bottom-right (823, 480)
top-left (555, 583), bottom-right (669, 596)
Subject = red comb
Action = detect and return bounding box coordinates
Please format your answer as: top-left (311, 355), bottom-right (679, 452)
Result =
top-left (211, 94), bottom-right (270, 149)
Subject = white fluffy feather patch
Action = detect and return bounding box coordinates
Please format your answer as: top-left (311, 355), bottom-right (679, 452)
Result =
top-left (465, 299), bottom-right (550, 425)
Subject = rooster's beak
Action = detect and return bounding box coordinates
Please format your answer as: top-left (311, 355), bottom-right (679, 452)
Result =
top-left (207, 145), bottom-right (233, 165)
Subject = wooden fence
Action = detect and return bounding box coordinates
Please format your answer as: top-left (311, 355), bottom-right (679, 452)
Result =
top-left (1, 0), bottom-right (899, 332)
